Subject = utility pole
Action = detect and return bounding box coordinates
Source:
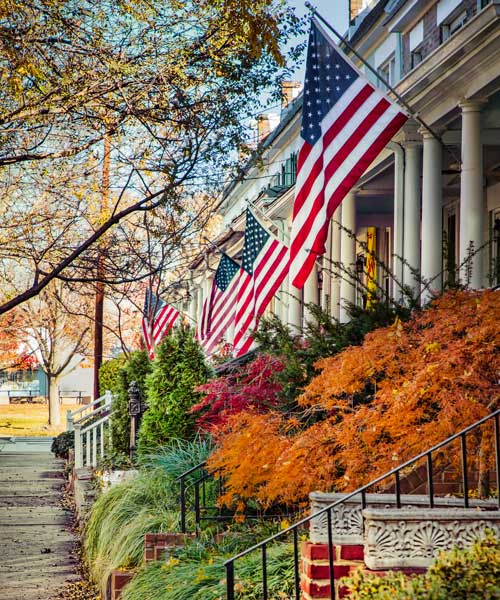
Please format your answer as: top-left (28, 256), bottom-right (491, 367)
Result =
top-left (93, 133), bottom-right (110, 400)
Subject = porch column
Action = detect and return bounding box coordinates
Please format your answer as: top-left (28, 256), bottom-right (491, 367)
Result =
top-left (202, 274), bottom-right (213, 326)
top-left (402, 142), bottom-right (422, 297)
top-left (188, 283), bottom-right (198, 323)
top-left (390, 143), bottom-right (405, 302)
top-left (287, 280), bottom-right (302, 332)
top-left (303, 264), bottom-right (319, 324)
top-left (330, 206), bottom-right (342, 320)
top-left (196, 287), bottom-right (203, 323)
top-left (459, 100), bottom-right (485, 289)
top-left (340, 191), bottom-right (356, 323)
top-left (420, 129), bottom-right (443, 303)
top-left (320, 220), bottom-right (333, 314)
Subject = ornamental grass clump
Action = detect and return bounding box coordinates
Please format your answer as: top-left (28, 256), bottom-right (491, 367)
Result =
top-left (84, 438), bottom-right (213, 595)
top-left (120, 541), bottom-right (295, 600)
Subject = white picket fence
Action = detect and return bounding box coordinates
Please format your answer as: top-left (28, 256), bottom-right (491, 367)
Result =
top-left (67, 390), bottom-right (113, 469)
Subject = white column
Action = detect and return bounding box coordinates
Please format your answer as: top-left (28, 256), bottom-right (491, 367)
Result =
top-left (403, 142), bottom-right (422, 296)
top-left (459, 100), bottom-right (485, 289)
top-left (275, 218), bottom-right (289, 323)
top-left (320, 220), bottom-right (333, 314)
top-left (287, 279), bottom-right (302, 332)
top-left (188, 282), bottom-right (198, 323)
top-left (202, 274), bottom-right (213, 326)
top-left (195, 287), bottom-right (203, 322)
top-left (391, 143), bottom-right (405, 302)
top-left (421, 130), bottom-right (443, 302)
top-left (330, 206), bottom-right (342, 320)
top-left (339, 192), bottom-right (356, 323)
top-left (303, 264), bottom-right (318, 324)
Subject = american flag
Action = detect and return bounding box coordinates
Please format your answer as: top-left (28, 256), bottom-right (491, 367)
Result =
top-left (197, 253), bottom-right (240, 356)
top-left (233, 209), bottom-right (289, 357)
top-left (142, 289), bottom-right (180, 359)
top-left (289, 19), bottom-right (408, 288)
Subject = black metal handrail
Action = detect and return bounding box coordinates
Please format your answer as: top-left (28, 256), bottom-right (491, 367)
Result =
top-left (176, 461), bottom-right (207, 533)
top-left (224, 408), bottom-right (500, 600)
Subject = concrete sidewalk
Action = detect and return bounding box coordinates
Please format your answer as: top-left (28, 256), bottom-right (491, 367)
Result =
top-left (0, 439), bottom-right (79, 599)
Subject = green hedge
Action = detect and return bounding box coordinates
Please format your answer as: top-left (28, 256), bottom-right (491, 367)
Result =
top-left (99, 355), bottom-right (127, 397)
top-left (138, 326), bottom-right (211, 453)
top-left (107, 350), bottom-right (152, 456)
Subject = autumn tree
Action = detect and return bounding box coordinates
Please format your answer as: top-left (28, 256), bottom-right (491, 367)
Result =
top-left (191, 354), bottom-right (285, 433)
top-left (17, 281), bottom-right (93, 427)
top-left (0, 0), bottom-right (303, 316)
top-left (208, 290), bottom-right (500, 508)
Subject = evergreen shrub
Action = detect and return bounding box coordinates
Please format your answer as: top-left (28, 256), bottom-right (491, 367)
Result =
top-left (98, 354), bottom-right (127, 397)
top-left (138, 326), bottom-right (211, 452)
top-left (51, 430), bottom-right (74, 459)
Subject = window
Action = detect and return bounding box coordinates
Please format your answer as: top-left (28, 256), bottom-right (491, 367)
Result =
top-left (377, 53), bottom-right (396, 89)
top-left (411, 49), bottom-right (423, 69)
top-left (441, 9), bottom-right (468, 42)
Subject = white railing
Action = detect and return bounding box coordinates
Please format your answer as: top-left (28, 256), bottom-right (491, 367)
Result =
top-left (66, 390), bottom-right (112, 432)
top-left (70, 391), bottom-right (114, 470)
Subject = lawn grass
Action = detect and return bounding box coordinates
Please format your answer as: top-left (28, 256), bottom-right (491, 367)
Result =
top-left (0, 403), bottom-right (79, 436)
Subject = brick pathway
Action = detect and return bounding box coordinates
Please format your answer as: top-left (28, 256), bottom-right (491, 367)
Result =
top-left (0, 438), bottom-right (78, 599)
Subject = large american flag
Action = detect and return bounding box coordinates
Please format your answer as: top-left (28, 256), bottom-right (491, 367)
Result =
top-left (197, 253), bottom-right (240, 356)
top-left (142, 289), bottom-right (180, 359)
top-left (233, 209), bottom-right (289, 357)
top-left (289, 19), bottom-right (408, 288)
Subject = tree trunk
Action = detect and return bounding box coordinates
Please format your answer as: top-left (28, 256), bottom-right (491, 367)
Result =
top-left (48, 374), bottom-right (61, 427)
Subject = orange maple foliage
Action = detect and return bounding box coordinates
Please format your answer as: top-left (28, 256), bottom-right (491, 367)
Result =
top-left (0, 311), bottom-right (33, 371)
top-left (208, 290), bottom-right (500, 508)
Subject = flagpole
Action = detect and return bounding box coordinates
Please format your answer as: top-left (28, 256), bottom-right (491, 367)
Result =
top-left (304, 2), bottom-right (449, 152)
top-left (202, 236), bottom-right (241, 266)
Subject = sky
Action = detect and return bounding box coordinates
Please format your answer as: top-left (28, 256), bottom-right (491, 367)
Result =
top-left (292, 0), bottom-right (349, 33)
top-left (289, 0), bottom-right (350, 79)
top-left (250, 0), bottom-right (349, 119)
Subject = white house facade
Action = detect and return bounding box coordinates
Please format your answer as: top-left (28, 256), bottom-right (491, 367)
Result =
top-left (185, 0), bottom-right (500, 347)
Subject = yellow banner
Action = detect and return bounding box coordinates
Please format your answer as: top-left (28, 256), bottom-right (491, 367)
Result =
top-left (366, 227), bottom-right (376, 308)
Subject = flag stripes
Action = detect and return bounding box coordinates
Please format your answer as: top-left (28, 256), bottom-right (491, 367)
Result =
top-left (233, 210), bottom-right (289, 357)
top-left (197, 254), bottom-right (240, 356)
top-left (289, 20), bottom-right (408, 288)
top-left (142, 290), bottom-right (180, 359)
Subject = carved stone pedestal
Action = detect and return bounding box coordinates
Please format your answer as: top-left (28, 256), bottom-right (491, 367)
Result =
top-left (363, 507), bottom-right (500, 569)
top-left (310, 491), bottom-right (497, 544)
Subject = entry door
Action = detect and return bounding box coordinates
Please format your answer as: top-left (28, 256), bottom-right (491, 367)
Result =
top-left (443, 203), bottom-right (459, 286)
